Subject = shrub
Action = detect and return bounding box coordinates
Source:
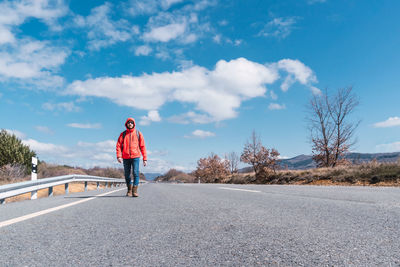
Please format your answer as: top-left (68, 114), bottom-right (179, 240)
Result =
top-left (38, 162), bottom-right (87, 178)
top-left (86, 167), bottom-right (124, 178)
top-left (156, 169), bottom-right (196, 183)
top-left (240, 130), bottom-right (280, 181)
top-left (194, 153), bottom-right (230, 183)
top-left (0, 163), bottom-right (27, 183)
top-left (0, 129), bottom-right (36, 173)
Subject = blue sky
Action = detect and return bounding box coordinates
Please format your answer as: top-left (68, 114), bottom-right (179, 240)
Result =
top-left (1, 0), bottom-right (399, 173)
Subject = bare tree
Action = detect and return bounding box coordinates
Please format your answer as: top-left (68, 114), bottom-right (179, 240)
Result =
top-left (240, 130), bottom-right (262, 174)
top-left (225, 152), bottom-right (239, 174)
top-left (308, 90), bottom-right (335, 167)
top-left (328, 87), bottom-right (360, 166)
top-left (308, 87), bottom-right (359, 167)
top-left (240, 130), bottom-right (280, 179)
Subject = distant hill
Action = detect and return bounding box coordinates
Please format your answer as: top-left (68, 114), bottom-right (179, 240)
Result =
top-left (143, 173), bottom-right (163, 181)
top-left (239, 152), bottom-right (400, 172)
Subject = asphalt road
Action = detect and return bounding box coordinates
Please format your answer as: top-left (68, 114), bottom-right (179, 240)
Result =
top-left (0, 183), bottom-right (399, 266)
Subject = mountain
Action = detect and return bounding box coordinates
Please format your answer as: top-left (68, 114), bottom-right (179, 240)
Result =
top-left (143, 173), bottom-right (163, 180)
top-left (239, 152), bottom-right (400, 172)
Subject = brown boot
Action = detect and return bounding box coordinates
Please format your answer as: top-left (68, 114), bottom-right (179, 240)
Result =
top-left (132, 186), bottom-right (139, 197)
top-left (126, 184), bottom-right (132, 197)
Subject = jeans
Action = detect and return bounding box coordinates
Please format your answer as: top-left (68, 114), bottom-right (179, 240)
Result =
top-left (123, 158), bottom-right (140, 186)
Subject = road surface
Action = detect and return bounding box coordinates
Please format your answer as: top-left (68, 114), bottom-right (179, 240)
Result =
top-left (1, 183), bottom-right (399, 266)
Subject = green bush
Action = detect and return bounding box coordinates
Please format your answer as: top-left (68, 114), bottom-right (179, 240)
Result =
top-left (0, 129), bottom-right (36, 173)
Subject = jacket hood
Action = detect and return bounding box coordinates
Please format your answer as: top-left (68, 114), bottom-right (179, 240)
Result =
top-left (125, 117), bottom-right (136, 129)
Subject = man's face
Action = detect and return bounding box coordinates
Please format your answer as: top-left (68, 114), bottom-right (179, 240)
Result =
top-left (127, 121), bottom-right (134, 129)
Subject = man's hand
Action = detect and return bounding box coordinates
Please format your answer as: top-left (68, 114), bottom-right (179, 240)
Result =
top-left (117, 158), bottom-right (123, 163)
top-left (143, 160), bottom-right (147, 166)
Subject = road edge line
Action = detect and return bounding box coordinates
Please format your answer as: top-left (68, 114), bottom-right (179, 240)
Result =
top-left (0, 188), bottom-right (125, 229)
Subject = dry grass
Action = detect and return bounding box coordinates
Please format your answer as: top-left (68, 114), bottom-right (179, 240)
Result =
top-left (222, 162), bottom-right (400, 186)
top-left (0, 162), bottom-right (130, 204)
top-left (155, 169), bottom-right (196, 183)
top-left (4, 182), bottom-right (107, 204)
top-left (265, 162), bottom-right (400, 186)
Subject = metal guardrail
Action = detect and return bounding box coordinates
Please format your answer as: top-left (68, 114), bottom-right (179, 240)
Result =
top-left (0, 175), bottom-right (126, 204)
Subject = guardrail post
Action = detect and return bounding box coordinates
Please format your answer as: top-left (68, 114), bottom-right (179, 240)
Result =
top-left (31, 157), bottom-right (38, 200)
top-left (97, 182), bottom-right (100, 190)
top-left (84, 181), bottom-right (88, 191)
top-left (65, 183), bottom-right (69, 194)
top-left (48, 186), bottom-right (53, 197)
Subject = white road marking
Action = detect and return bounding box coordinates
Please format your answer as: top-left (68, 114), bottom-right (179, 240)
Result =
top-left (219, 187), bottom-right (261, 193)
top-left (0, 188), bottom-right (125, 229)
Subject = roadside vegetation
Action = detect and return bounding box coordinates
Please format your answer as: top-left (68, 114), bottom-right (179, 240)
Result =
top-left (157, 87), bottom-right (400, 186)
top-left (0, 129), bottom-right (147, 186)
top-left (2, 87), bottom-right (399, 187)
top-left (157, 159), bottom-right (400, 186)
top-left (0, 161), bottom-right (130, 186)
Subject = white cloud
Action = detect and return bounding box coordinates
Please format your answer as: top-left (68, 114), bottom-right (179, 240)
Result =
top-left (139, 2), bottom-right (212, 46)
top-left (310, 86), bottom-right (322, 95)
top-left (22, 138), bottom-right (118, 168)
top-left (278, 59), bottom-right (316, 85)
top-left (0, 39), bottom-right (68, 88)
top-left (0, 25), bottom-right (15, 44)
top-left (268, 103), bottom-right (286, 110)
top-left (11, 132), bottom-right (188, 171)
top-left (0, 0), bottom-right (69, 87)
top-left (161, 0), bottom-right (185, 9)
top-left (0, 0), bottom-right (68, 44)
top-left (280, 74), bottom-right (295, 92)
top-left (42, 101), bottom-right (80, 112)
top-left (67, 123), bottom-right (102, 129)
top-left (67, 58), bottom-right (318, 123)
top-left (155, 49), bottom-right (170, 60)
top-left (277, 59), bottom-right (317, 92)
top-left (128, 0), bottom-right (159, 16)
top-left (22, 138), bottom-right (68, 154)
top-left (178, 59), bottom-right (194, 69)
top-left (182, 33), bottom-right (197, 43)
top-left (218, 20), bottom-right (228, 26)
top-left (234, 39), bottom-right (243, 46)
top-left (259, 17), bottom-right (299, 39)
top-left (168, 111), bottom-right (213, 124)
top-left (5, 129), bottom-right (26, 139)
top-left (128, 0), bottom-right (185, 16)
top-left (67, 57), bottom-right (284, 122)
top-left (376, 141), bottom-right (400, 153)
top-left (77, 140), bottom-right (115, 152)
top-left (143, 22), bottom-right (186, 42)
top-left (135, 45), bottom-right (153, 56)
top-left (144, 157), bottom-right (191, 173)
top-left (74, 3), bottom-right (133, 50)
top-left (270, 90), bottom-right (278, 100)
top-left (140, 110), bottom-right (162, 125)
top-left (35, 126), bottom-right (54, 135)
top-left (213, 34), bottom-right (222, 44)
top-left (373, 117), bottom-right (400, 128)
top-left (185, 129), bottom-right (215, 139)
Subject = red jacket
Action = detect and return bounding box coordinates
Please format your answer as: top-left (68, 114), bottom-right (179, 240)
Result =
top-left (116, 118), bottom-right (147, 160)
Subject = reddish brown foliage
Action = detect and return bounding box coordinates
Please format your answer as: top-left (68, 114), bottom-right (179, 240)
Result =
top-left (194, 153), bottom-right (230, 183)
top-left (240, 131), bottom-right (280, 180)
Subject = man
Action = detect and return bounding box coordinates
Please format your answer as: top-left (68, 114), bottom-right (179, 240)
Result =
top-left (116, 118), bottom-right (147, 197)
